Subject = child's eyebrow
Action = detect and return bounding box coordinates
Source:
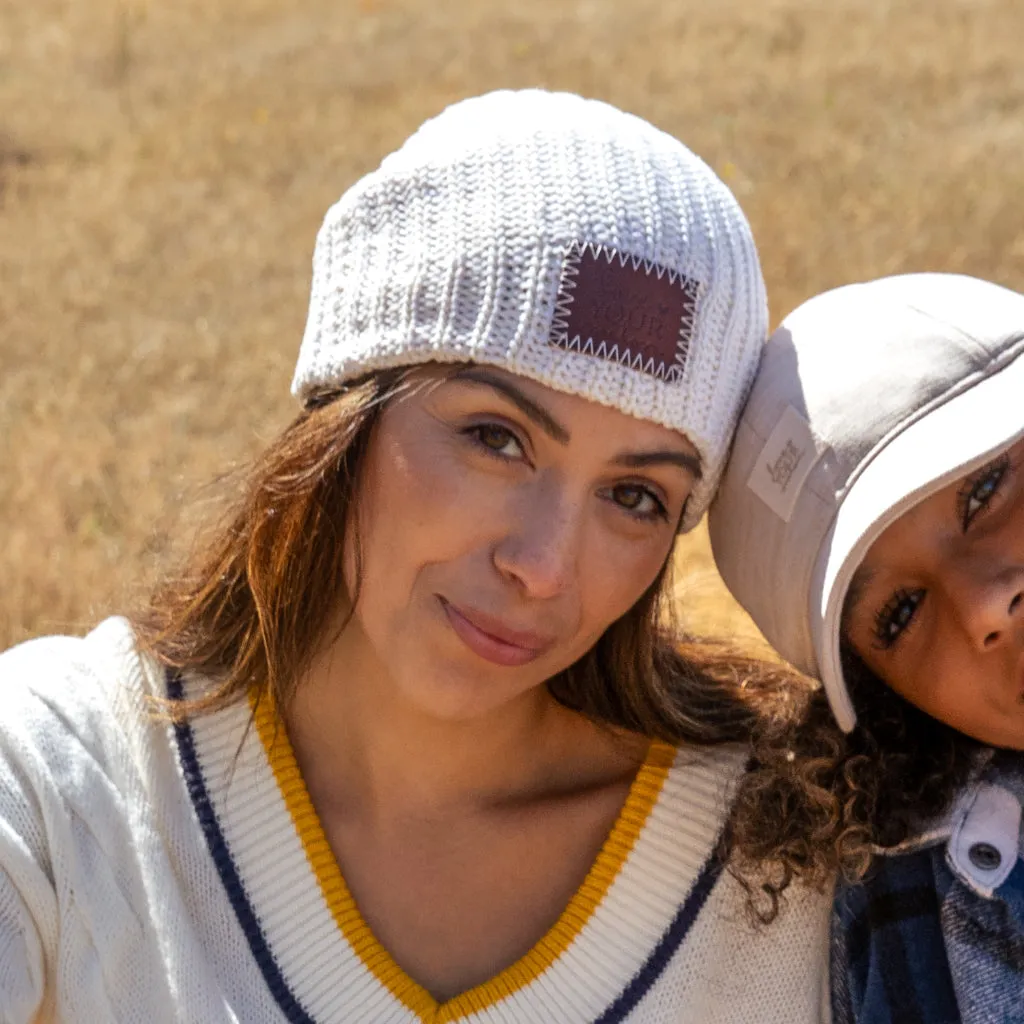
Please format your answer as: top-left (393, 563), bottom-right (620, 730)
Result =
top-left (842, 567), bottom-right (877, 635)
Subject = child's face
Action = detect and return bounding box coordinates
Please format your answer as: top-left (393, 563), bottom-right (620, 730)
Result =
top-left (842, 437), bottom-right (1024, 749)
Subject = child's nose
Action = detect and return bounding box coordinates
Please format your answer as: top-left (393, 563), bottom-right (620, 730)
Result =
top-left (952, 561), bottom-right (1024, 652)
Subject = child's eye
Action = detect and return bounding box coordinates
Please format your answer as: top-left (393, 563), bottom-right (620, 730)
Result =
top-left (466, 423), bottom-right (525, 460)
top-left (608, 483), bottom-right (669, 522)
top-left (957, 455), bottom-right (1010, 530)
top-left (872, 587), bottom-right (926, 650)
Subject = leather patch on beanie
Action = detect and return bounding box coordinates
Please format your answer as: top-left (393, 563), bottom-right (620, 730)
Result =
top-left (549, 241), bottom-right (700, 382)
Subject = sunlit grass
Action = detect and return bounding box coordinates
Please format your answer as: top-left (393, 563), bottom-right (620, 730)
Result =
top-left (2, 0), bottom-right (1023, 648)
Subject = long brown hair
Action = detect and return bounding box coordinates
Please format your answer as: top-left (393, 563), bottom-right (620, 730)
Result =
top-left (134, 367), bottom-right (797, 751)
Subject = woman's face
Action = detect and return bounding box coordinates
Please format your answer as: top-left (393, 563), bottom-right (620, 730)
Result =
top-left (340, 365), bottom-right (700, 721)
top-left (843, 437), bottom-right (1024, 748)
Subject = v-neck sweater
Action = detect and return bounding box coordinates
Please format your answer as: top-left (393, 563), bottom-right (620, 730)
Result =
top-left (0, 618), bottom-right (832, 1022)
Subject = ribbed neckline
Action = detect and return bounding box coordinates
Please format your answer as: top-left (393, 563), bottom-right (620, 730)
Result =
top-left (251, 694), bottom-right (677, 1023)
top-left (177, 663), bottom-right (746, 1023)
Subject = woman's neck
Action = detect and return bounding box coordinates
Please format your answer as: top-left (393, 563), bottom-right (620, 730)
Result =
top-left (284, 625), bottom-right (644, 828)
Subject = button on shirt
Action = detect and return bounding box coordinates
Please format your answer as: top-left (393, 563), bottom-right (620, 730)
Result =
top-left (831, 752), bottom-right (1024, 1024)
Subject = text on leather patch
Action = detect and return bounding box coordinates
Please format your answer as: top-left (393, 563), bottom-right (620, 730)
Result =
top-left (549, 241), bottom-right (700, 382)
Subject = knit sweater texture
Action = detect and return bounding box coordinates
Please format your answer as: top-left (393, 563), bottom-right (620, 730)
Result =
top-left (0, 618), bottom-right (831, 1022)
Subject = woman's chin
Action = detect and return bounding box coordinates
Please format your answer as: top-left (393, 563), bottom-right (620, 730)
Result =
top-left (391, 663), bottom-right (552, 724)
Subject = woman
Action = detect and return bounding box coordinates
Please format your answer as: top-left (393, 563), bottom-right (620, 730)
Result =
top-left (710, 272), bottom-right (1024, 1023)
top-left (0, 90), bottom-right (831, 1022)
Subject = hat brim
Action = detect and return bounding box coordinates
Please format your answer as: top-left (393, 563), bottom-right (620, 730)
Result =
top-left (811, 341), bottom-right (1024, 732)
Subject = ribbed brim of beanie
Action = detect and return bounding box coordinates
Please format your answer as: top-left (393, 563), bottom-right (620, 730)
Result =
top-left (292, 89), bottom-right (768, 529)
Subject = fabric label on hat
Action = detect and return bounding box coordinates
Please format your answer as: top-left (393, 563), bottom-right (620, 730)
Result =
top-left (549, 241), bottom-right (699, 382)
top-left (746, 404), bottom-right (822, 522)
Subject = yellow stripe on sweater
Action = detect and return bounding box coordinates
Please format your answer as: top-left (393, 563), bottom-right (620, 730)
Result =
top-left (253, 694), bottom-right (674, 1024)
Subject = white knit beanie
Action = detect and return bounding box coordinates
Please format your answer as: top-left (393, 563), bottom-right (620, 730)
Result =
top-left (292, 89), bottom-right (767, 529)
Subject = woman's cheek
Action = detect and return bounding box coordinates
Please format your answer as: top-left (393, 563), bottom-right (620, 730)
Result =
top-left (405, 432), bottom-right (511, 516)
top-left (583, 526), bottom-right (669, 622)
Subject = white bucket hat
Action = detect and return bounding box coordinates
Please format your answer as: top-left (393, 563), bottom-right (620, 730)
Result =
top-left (292, 89), bottom-right (768, 529)
top-left (709, 273), bottom-right (1024, 730)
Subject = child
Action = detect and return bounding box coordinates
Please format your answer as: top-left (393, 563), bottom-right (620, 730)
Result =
top-left (710, 273), bottom-right (1024, 1024)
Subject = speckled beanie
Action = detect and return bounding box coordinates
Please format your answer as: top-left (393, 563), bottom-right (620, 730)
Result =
top-left (291, 89), bottom-right (768, 529)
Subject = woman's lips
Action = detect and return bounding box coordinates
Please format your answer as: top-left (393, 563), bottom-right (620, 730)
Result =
top-left (439, 597), bottom-right (553, 667)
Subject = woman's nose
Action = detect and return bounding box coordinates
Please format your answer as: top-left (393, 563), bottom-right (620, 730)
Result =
top-left (951, 560), bottom-right (1024, 652)
top-left (492, 480), bottom-right (581, 600)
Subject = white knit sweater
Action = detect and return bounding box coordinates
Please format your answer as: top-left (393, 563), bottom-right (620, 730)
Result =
top-left (0, 618), bottom-right (831, 1023)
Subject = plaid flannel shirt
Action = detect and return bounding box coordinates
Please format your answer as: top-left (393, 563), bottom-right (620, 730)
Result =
top-left (831, 753), bottom-right (1024, 1024)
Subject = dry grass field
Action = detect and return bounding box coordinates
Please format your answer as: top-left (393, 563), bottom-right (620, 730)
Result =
top-left (2, 0), bottom-right (1023, 652)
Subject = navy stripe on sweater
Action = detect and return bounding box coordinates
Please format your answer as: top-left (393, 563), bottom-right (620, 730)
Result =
top-left (594, 849), bottom-right (726, 1023)
top-left (167, 670), bottom-right (317, 1024)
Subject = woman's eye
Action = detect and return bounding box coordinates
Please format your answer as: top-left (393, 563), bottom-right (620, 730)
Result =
top-left (958, 456), bottom-right (1009, 530)
top-left (610, 483), bottom-right (668, 521)
top-left (873, 587), bottom-right (925, 650)
top-left (468, 424), bottom-right (524, 459)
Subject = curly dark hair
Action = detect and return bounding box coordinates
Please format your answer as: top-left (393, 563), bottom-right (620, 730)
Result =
top-left (723, 640), bottom-right (982, 922)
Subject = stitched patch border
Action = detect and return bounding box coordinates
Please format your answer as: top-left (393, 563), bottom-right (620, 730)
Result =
top-left (549, 241), bottom-right (700, 383)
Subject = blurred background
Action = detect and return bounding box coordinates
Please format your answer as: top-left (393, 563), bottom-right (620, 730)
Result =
top-left (2, 0), bottom-right (1023, 651)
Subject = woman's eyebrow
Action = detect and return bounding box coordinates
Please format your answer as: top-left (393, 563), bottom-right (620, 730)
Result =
top-left (450, 367), bottom-right (570, 444)
top-left (612, 450), bottom-right (703, 479)
top-left (449, 367), bottom-right (700, 476)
